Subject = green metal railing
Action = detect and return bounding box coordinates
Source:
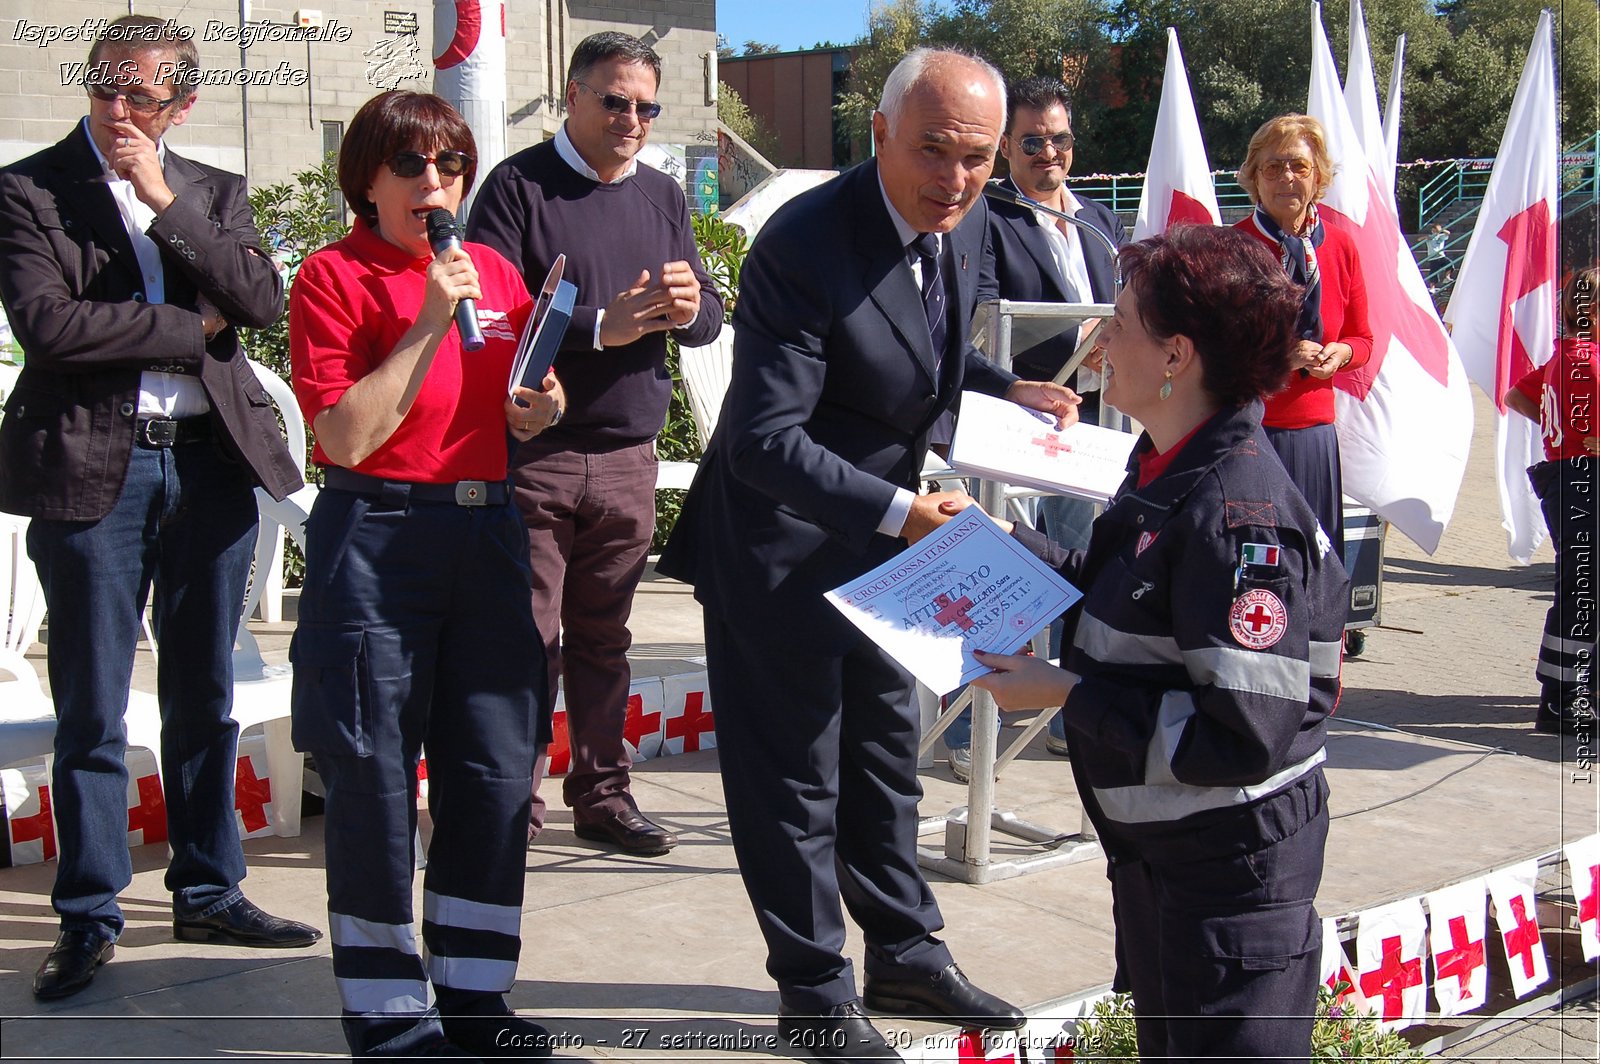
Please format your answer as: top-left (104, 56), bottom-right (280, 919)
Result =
top-left (1063, 171), bottom-right (1253, 218)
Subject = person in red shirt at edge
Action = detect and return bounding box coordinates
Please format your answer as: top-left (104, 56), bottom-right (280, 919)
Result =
top-left (1234, 114), bottom-right (1373, 652)
top-left (288, 90), bottom-right (563, 1060)
top-left (1506, 265), bottom-right (1600, 737)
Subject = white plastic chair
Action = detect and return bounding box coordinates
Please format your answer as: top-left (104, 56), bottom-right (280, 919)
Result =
top-left (679, 323), bottom-right (735, 450)
top-left (122, 361), bottom-right (315, 837)
top-left (0, 512), bottom-right (55, 768)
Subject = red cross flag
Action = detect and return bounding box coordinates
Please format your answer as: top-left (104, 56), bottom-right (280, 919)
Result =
top-left (1131, 28), bottom-right (1220, 240)
top-left (1443, 11), bottom-right (1559, 564)
top-left (1564, 834), bottom-right (1600, 962)
top-left (1354, 898), bottom-right (1428, 1031)
top-left (1307, 4), bottom-right (1473, 555)
top-left (1486, 859), bottom-right (1551, 997)
top-left (1343, 0), bottom-right (1396, 214)
top-left (1425, 878), bottom-right (1490, 1016)
top-left (661, 677), bottom-right (716, 757)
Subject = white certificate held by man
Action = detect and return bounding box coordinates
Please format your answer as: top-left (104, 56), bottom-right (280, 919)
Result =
top-left (949, 390), bottom-right (1138, 502)
top-left (825, 507), bottom-right (1082, 695)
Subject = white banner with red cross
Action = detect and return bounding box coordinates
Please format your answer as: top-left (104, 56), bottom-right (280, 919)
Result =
top-left (1487, 859), bottom-right (1551, 997)
top-left (2, 736), bottom-right (279, 867)
top-left (660, 672), bottom-right (716, 756)
top-left (1319, 916), bottom-right (1364, 1007)
top-left (1353, 897), bottom-right (1428, 1031)
top-left (1425, 878), bottom-right (1490, 1017)
top-left (1564, 834), bottom-right (1600, 962)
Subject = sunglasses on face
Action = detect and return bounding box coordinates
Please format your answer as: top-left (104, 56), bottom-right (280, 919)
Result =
top-left (576, 81), bottom-right (662, 120)
top-left (1019, 132), bottom-right (1074, 157)
top-left (386, 150), bottom-right (474, 178)
top-left (85, 81), bottom-right (182, 114)
top-left (1261, 159), bottom-right (1313, 179)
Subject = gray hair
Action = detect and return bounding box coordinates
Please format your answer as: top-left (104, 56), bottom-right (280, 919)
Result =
top-left (877, 47), bottom-right (1006, 134)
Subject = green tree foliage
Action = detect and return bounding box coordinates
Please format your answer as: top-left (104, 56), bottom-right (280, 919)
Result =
top-left (834, 0), bottom-right (1593, 179)
top-left (718, 82), bottom-right (785, 162)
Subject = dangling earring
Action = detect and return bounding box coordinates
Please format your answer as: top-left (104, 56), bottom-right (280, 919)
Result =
top-left (1159, 370), bottom-right (1173, 401)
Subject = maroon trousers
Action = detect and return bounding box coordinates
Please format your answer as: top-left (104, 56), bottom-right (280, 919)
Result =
top-left (512, 438), bottom-right (657, 829)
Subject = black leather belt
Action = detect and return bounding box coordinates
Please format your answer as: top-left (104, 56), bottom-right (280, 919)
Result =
top-left (135, 416), bottom-right (212, 448)
top-left (323, 467), bottom-right (508, 507)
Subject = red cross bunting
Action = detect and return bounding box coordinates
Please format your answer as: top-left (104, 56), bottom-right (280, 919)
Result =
top-left (1168, 188), bottom-right (1215, 226)
top-left (1581, 865), bottom-right (1600, 926)
top-left (233, 757), bottom-right (273, 834)
top-left (1359, 935), bottom-right (1423, 1022)
top-left (1502, 894), bottom-right (1544, 978)
top-left (126, 774), bottom-right (168, 845)
top-left (548, 710), bottom-right (571, 775)
top-left (622, 693), bottom-right (661, 752)
top-left (956, 1029), bottom-right (1017, 1062)
top-left (1435, 915), bottom-right (1486, 999)
top-left (933, 594), bottom-right (977, 631)
top-left (1029, 434), bottom-right (1073, 458)
top-left (9, 784), bottom-right (55, 861)
top-left (665, 691), bottom-right (714, 753)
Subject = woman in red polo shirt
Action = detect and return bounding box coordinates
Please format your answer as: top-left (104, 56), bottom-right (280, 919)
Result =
top-left (288, 91), bottom-right (561, 1060)
top-left (1507, 265), bottom-right (1599, 736)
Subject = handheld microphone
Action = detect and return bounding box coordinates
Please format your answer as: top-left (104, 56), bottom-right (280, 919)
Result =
top-left (425, 207), bottom-right (485, 352)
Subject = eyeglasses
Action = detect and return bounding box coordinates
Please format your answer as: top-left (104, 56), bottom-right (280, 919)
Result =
top-left (386, 150), bottom-right (474, 178)
top-left (84, 81), bottom-right (183, 115)
top-left (575, 81), bottom-right (662, 120)
top-left (1019, 132), bottom-right (1074, 157)
top-left (1261, 159), bottom-right (1314, 180)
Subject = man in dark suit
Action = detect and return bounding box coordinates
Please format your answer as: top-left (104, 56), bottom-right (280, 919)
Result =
top-left (0, 16), bottom-right (319, 1002)
top-left (946, 78), bottom-right (1129, 775)
top-left (658, 49), bottom-right (1077, 1059)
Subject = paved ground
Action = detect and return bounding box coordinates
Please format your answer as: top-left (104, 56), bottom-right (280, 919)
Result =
top-left (1, 388), bottom-right (1597, 1060)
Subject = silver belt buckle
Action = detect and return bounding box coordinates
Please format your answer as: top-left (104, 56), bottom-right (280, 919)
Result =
top-left (454, 481), bottom-right (489, 506)
top-left (138, 418), bottom-right (178, 447)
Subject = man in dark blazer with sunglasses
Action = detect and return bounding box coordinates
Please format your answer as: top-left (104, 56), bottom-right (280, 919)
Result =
top-left (659, 49), bottom-right (1077, 1059)
top-left (469, 31), bottom-right (722, 856)
top-left (0, 15), bottom-right (317, 1002)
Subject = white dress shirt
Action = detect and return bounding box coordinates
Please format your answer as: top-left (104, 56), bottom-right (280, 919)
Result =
top-left (82, 118), bottom-right (209, 418)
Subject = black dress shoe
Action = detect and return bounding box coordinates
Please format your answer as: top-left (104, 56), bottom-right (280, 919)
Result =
top-left (443, 1013), bottom-right (552, 1059)
top-left (33, 930), bottom-right (115, 1000)
top-left (573, 808), bottom-right (678, 855)
top-left (864, 963), bottom-right (1025, 1030)
top-left (778, 1000), bottom-right (904, 1061)
top-left (173, 896), bottom-right (322, 948)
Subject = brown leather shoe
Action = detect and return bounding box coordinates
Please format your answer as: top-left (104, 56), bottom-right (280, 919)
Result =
top-left (573, 808), bottom-right (678, 855)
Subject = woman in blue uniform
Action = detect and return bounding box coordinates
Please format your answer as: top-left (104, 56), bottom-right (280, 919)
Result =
top-left (968, 225), bottom-right (1349, 1063)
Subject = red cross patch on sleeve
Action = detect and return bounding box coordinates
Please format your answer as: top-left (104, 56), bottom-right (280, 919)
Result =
top-left (1229, 589), bottom-right (1288, 649)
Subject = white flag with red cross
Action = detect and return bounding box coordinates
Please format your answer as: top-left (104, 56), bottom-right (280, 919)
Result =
top-left (1566, 834), bottom-right (1600, 962)
top-left (1307, 3), bottom-right (1474, 555)
top-left (1443, 11), bottom-right (1559, 564)
top-left (1343, 0), bottom-right (1395, 213)
top-left (2, 766), bottom-right (54, 864)
top-left (1353, 897), bottom-right (1428, 1031)
top-left (1487, 859), bottom-right (1551, 997)
top-left (1131, 28), bottom-right (1220, 240)
top-left (1381, 34), bottom-right (1406, 200)
top-left (1425, 878), bottom-right (1490, 1016)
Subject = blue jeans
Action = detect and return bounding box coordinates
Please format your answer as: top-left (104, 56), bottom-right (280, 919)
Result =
top-left (27, 440), bottom-right (258, 938)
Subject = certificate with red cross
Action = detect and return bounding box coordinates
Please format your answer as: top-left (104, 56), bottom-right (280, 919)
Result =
top-left (825, 507), bottom-right (1081, 695)
top-left (948, 390), bottom-right (1139, 502)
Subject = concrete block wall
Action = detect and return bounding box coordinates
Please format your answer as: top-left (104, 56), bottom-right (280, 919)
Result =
top-left (1, 1), bottom-right (716, 195)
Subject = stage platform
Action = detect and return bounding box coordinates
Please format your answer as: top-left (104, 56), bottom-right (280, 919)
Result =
top-left (1, 389), bottom-right (1595, 1060)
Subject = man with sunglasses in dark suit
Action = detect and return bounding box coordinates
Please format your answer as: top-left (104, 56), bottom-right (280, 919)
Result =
top-left (469, 32), bottom-right (722, 856)
top-left (0, 16), bottom-right (319, 1002)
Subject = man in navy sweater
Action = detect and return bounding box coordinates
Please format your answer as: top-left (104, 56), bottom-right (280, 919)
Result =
top-left (468, 31), bottom-right (723, 855)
